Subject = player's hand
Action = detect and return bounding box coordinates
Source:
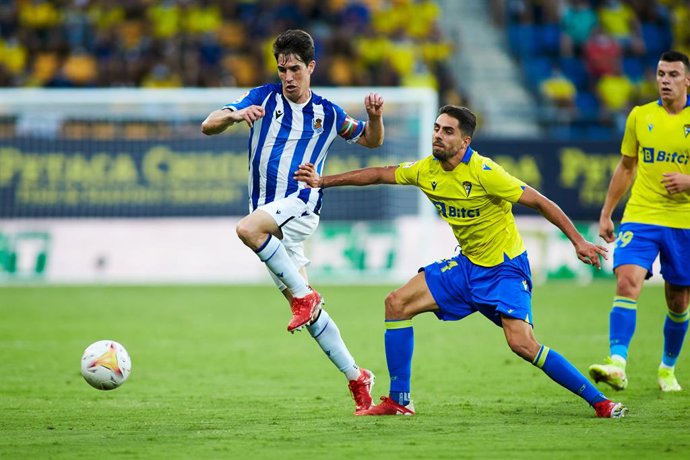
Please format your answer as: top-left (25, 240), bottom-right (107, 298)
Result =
top-left (294, 163), bottom-right (322, 188)
top-left (574, 239), bottom-right (608, 269)
top-left (364, 92), bottom-right (384, 118)
top-left (598, 216), bottom-right (616, 243)
top-left (232, 105), bottom-right (265, 128)
top-left (661, 172), bottom-right (690, 195)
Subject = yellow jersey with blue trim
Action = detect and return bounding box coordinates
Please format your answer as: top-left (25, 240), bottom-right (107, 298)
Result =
top-left (395, 147), bottom-right (527, 267)
top-left (620, 97), bottom-right (690, 229)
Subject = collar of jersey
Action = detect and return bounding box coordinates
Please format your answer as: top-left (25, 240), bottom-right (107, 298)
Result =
top-left (656, 96), bottom-right (690, 107)
top-left (460, 145), bottom-right (474, 164)
top-left (283, 90), bottom-right (313, 109)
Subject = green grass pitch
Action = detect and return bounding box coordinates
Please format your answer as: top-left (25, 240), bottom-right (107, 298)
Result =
top-left (1, 282), bottom-right (689, 459)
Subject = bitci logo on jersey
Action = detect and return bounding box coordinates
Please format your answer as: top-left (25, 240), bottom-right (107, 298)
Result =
top-left (642, 147), bottom-right (689, 164)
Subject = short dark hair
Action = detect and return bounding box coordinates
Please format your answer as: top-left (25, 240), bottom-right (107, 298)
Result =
top-left (273, 29), bottom-right (315, 65)
top-left (660, 50), bottom-right (690, 72)
top-left (439, 105), bottom-right (477, 137)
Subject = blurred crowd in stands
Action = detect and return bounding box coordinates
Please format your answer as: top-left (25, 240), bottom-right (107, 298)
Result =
top-left (0, 0), bottom-right (463, 105)
top-left (5, 0), bottom-right (684, 140)
top-left (494, 0), bottom-right (689, 138)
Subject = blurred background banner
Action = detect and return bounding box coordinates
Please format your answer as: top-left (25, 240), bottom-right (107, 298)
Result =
top-left (0, 87), bottom-right (434, 220)
top-left (1, 135), bottom-right (620, 220)
top-left (1, 137), bottom-right (417, 219)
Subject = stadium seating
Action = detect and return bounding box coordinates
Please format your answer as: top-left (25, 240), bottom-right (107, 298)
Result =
top-left (498, 0), bottom-right (680, 140)
top-left (2, 0), bottom-right (683, 141)
top-left (0, 0), bottom-right (457, 104)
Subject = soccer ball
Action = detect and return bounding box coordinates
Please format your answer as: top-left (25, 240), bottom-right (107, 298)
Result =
top-left (80, 340), bottom-right (132, 390)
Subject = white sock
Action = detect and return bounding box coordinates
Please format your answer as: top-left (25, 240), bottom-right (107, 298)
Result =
top-left (307, 309), bottom-right (360, 381)
top-left (660, 363), bottom-right (674, 370)
top-left (256, 235), bottom-right (310, 298)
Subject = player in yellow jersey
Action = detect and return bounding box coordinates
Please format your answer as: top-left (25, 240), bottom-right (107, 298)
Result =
top-left (589, 51), bottom-right (690, 393)
top-left (295, 105), bottom-right (627, 418)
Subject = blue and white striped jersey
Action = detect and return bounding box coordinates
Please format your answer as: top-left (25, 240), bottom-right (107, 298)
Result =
top-left (224, 83), bottom-right (366, 213)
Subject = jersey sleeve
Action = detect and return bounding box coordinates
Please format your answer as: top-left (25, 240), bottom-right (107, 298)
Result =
top-left (477, 157), bottom-right (527, 203)
top-left (620, 106), bottom-right (639, 158)
top-left (394, 160), bottom-right (421, 186)
top-left (333, 103), bottom-right (366, 143)
top-left (222, 85), bottom-right (272, 111)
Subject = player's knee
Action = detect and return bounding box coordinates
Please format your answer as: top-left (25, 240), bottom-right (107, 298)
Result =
top-left (235, 221), bottom-right (249, 243)
top-left (615, 272), bottom-right (642, 297)
top-left (235, 219), bottom-right (260, 247)
top-left (667, 298), bottom-right (689, 313)
top-left (384, 290), bottom-right (409, 320)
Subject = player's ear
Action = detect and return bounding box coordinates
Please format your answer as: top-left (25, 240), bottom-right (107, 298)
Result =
top-left (308, 60), bottom-right (316, 74)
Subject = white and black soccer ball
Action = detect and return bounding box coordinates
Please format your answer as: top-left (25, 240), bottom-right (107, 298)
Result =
top-left (80, 340), bottom-right (131, 390)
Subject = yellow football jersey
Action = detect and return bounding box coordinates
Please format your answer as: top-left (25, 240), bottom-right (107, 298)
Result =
top-left (395, 147), bottom-right (527, 267)
top-left (620, 98), bottom-right (690, 229)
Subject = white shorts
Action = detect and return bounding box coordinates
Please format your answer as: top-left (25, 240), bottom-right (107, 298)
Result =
top-left (256, 196), bottom-right (320, 290)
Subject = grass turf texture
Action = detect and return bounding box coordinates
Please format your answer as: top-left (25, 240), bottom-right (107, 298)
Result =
top-left (1, 282), bottom-right (689, 459)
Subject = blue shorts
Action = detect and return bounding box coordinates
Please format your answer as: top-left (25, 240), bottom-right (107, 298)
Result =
top-left (422, 251), bottom-right (533, 327)
top-left (614, 223), bottom-right (690, 286)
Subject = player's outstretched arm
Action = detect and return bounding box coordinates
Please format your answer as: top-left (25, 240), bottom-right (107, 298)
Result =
top-left (294, 163), bottom-right (397, 189)
top-left (357, 92), bottom-right (384, 148)
top-left (201, 106), bottom-right (266, 135)
top-left (518, 186), bottom-right (608, 269)
top-left (599, 155), bottom-right (637, 242)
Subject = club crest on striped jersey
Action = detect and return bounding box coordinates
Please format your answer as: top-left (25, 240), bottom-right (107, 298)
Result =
top-left (313, 117), bottom-right (324, 134)
top-left (463, 181), bottom-right (472, 197)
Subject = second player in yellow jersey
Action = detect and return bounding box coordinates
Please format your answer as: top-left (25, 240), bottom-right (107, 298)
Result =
top-left (590, 50), bottom-right (690, 394)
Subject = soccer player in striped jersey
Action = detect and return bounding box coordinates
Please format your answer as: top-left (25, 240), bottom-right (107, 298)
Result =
top-left (295, 105), bottom-right (627, 418)
top-left (588, 50), bottom-right (690, 393)
top-left (201, 29), bottom-right (384, 413)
